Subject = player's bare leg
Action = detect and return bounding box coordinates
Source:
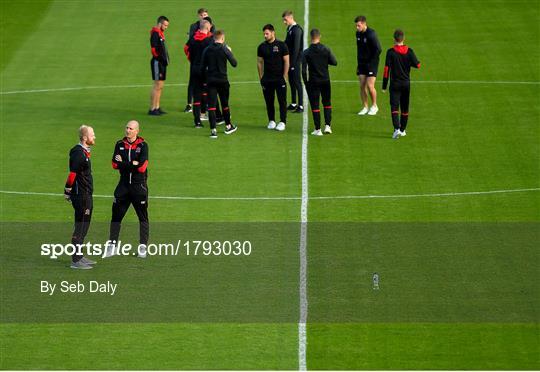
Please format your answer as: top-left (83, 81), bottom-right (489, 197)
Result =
top-left (358, 75), bottom-right (369, 115)
top-left (366, 76), bottom-right (378, 115)
top-left (150, 80), bottom-right (164, 110)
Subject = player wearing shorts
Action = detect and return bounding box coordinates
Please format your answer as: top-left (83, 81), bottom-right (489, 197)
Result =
top-left (149, 16), bottom-right (169, 116)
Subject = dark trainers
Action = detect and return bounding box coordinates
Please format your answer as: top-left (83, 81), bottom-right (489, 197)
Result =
top-left (210, 129), bottom-right (218, 139)
top-left (70, 260), bottom-right (93, 270)
top-left (157, 108), bottom-right (167, 115)
top-left (195, 123), bottom-right (204, 128)
top-left (294, 106), bottom-right (304, 113)
top-left (148, 109), bottom-right (160, 116)
top-left (287, 104), bottom-right (297, 111)
top-left (224, 125), bottom-right (237, 135)
top-left (80, 257), bottom-right (96, 265)
top-left (183, 104), bottom-right (192, 113)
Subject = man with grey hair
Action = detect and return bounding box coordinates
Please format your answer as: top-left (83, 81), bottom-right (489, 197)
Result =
top-left (105, 120), bottom-right (150, 258)
top-left (64, 125), bottom-right (96, 269)
top-left (185, 8), bottom-right (216, 113)
top-left (185, 19), bottom-right (214, 128)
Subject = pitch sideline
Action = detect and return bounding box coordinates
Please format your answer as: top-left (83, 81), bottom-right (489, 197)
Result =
top-left (1, 188), bottom-right (539, 201)
top-left (1, 80), bottom-right (538, 96)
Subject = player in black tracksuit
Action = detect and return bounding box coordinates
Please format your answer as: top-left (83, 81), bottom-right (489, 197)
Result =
top-left (109, 121), bottom-right (149, 253)
top-left (201, 30), bottom-right (238, 138)
top-left (302, 29), bottom-right (337, 134)
top-left (382, 29), bottom-right (420, 138)
top-left (186, 13), bottom-right (217, 113)
top-left (184, 20), bottom-right (213, 128)
top-left (64, 125), bottom-right (96, 268)
top-left (257, 24), bottom-right (290, 131)
top-left (283, 10), bottom-right (304, 113)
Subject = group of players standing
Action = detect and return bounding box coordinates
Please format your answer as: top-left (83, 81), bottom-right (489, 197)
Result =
top-left (63, 9), bottom-right (421, 269)
top-left (149, 9), bottom-right (316, 137)
top-left (148, 9), bottom-right (420, 138)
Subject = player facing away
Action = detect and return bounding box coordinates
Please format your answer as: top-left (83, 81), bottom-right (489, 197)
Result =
top-left (302, 28), bottom-right (338, 136)
top-left (355, 15), bottom-right (382, 116)
top-left (257, 24), bottom-right (290, 131)
top-left (64, 125), bottom-right (97, 269)
top-left (148, 16), bottom-right (169, 116)
top-left (105, 120), bottom-right (149, 258)
top-left (282, 10), bottom-right (304, 113)
top-left (382, 29), bottom-right (421, 139)
top-left (185, 8), bottom-right (216, 113)
top-left (201, 30), bottom-right (238, 139)
top-left (185, 19), bottom-right (213, 128)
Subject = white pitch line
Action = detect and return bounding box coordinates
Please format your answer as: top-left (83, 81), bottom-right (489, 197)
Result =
top-left (309, 187), bottom-right (540, 200)
top-left (0, 188), bottom-right (538, 201)
top-left (332, 79), bottom-right (540, 85)
top-left (1, 80), bottom-right (538, 95)
top-left (0, 190), bottom-right (300, 200)
top-left (298, 0), bottom-right (310, 370)
top-left (0, 84), bottom-right (164, 95)
top-left (0, 81), bottom-right (261, 95)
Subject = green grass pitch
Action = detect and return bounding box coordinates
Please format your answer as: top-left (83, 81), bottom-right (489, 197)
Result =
top-left (1, 0), bottom-right (539, 369)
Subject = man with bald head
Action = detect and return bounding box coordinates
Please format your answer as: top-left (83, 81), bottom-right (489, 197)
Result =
top-left (64, 125), bottom-right (97, 269)
top-left (105, 120), bottom-right (150, 258)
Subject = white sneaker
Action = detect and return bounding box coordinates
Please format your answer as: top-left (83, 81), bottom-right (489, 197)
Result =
top-left (102, 243), bottom-right (117, 258)
top-left (392, 129), bottom-right (400, 139)
top-left (324, 125), bottom-right (332, 134)
top-left (399, 130), bottom-right (407, 137)
top-left (267, 121), bottom-right (276, 130)
top-left (367, 105), bottom-right (379, 115)
top-left (224, 125), bottom-right (237, 135)
top-left (357, 107), bottom-right (369, 115)
top-left (275, 122), bottom-right (286, 131)
top-left (311, 129), bottom-right (323, 136)
top-left (137, 244), bottom-right (147, 258)
top-left (200, 113), bottom-right (209, 121)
